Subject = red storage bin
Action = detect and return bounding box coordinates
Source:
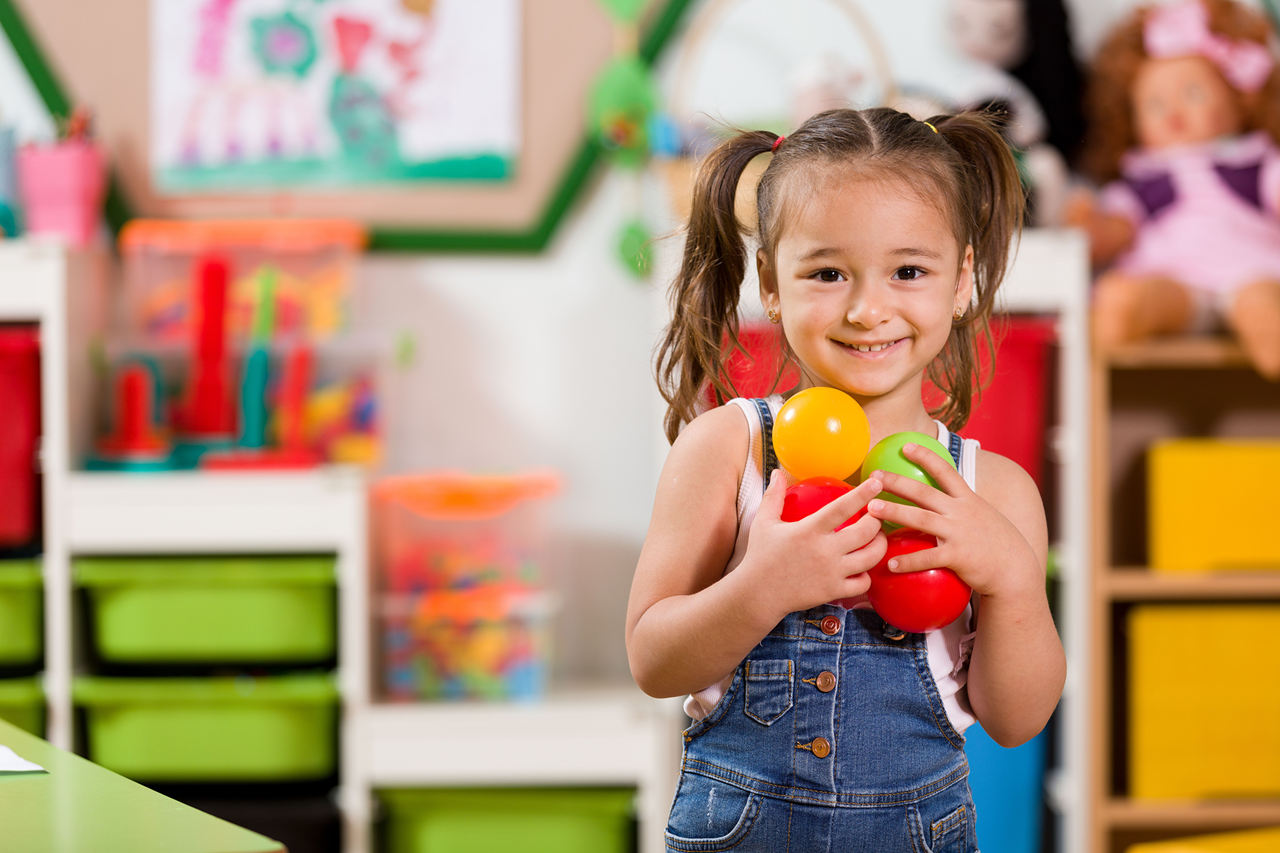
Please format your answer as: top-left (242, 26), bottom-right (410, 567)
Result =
top-left (963, 316), bottom-right (1056, 489)
top-left (0, 326), bottom-right (39, 546)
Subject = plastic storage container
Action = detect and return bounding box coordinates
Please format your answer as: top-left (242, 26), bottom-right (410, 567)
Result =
top-left (1149, 439), bottom-right (1280, 571)
top-left (379, 787), bottom-right (635, 853)
top-left (382, 587), bottom-right (554, 702)
top-left (0, 326), bottom-right (40, 547)
top-left (75, 555), bottom-right (335, 664)
top-left (0, 677), bottom-right (44, 735)
top-left (74, 673), bottom-right (338, 782)
top-left (1126, 826), bottom-right (1280, 853)
top-left (0, 560), bottom-right (41, 666)
top-left (1129, 605), bottom-right (1280, 798)
top-left (118, 219), bottom-right (365, 345)
top-left (373, 470), bottom-right (559, 701)
top-left (965, 722), bottom-right (1048, 853)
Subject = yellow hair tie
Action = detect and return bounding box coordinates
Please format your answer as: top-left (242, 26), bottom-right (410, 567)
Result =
top-left (923, 121), bottom-right (938, 134)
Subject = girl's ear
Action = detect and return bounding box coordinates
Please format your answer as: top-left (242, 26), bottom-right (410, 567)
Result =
top-left (955, 244), bottom-right (975, 315)
top-left (758, 248), bottom-right (780, 315)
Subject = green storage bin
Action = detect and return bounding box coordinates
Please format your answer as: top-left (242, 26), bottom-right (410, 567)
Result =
top-left (75, 555), bottom-right (336, 663)
top-left (0, 677), bottom-right (44, 736)
top-left (379, 787), bottom-right (635, 853)
top-left (0, 560), bottom-right (41, 665)
top-left (74, 673), bottom-right (339, 782)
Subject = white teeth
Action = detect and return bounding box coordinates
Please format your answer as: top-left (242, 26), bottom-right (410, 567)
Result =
top-left (853, 341), bottom-right (893, 352)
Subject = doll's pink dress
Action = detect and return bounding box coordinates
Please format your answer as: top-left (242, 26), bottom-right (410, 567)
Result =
top-left (1098, 131), bottom-right (1280, 304)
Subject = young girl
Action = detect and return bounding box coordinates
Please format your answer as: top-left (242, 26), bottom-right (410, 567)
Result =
top-left (627, 107), bottom-right (1065, 853)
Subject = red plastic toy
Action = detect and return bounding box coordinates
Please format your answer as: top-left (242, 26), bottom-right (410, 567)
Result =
top-left (866, 529), bottom-right (972, 633)
top-left (780, 476), bottom-right (864, 530)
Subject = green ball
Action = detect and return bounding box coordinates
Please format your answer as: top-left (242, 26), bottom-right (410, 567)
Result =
top-left (861, 431), bottom-right (957, 531)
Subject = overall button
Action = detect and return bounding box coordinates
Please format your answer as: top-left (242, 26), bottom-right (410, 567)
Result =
top-left (811, 737), bottom-right (831, 758)
top-left (881, 622), bottom-right (906, 641)
top-left (819, 615), bottom-right (842, 635)
top-left (815, 671), bottom-right (836, 693)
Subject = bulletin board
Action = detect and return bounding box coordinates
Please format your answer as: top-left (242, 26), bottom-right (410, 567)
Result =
top-left (0, 0), bottom-right (695, 250)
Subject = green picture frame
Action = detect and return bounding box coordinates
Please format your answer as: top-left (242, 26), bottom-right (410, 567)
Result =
top-left (0, 0), bottom-right (695, 252)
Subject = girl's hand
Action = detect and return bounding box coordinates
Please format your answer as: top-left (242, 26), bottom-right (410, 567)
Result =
top-left (738, 470), bottom-right (888, 620)
top-left (865, 443), bottom-right (1042, 600)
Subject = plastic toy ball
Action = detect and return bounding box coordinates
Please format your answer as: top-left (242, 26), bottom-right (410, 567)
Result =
top-left (866, 529), bottom-right (971, 633)
top-left (780, 476), bottom-right (865, 531)
top-left (861, 431), bottom-right (957, 531)
top-left (772, 387), bottom-right (870, 481)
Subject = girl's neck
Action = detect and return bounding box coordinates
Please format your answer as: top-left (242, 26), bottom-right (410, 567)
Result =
top-left (854, 382), bottom-right (939, 448)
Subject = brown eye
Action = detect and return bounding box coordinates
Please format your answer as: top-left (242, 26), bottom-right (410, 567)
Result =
top-left (894, 266), bottom-right (924, 281)
top-left (816, 269), bottom-right (842, 282)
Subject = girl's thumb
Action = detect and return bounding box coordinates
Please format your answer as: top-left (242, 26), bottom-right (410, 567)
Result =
top-left (759, 469), bottom-right (786, 518)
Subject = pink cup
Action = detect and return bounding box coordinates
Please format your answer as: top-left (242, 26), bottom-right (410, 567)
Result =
top-left (17, 140), bottom-right (106, 247)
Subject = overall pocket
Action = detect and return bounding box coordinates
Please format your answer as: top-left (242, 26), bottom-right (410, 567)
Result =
top-left (743, 659), bottom-right (793, 725)
top-left (665, 772), bottom-right (763, 852)
top-left (908, 801), bottom-right (973, 853)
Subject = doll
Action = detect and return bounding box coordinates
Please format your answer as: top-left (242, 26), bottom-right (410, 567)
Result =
top-left (1070, 0), bottom-right (1280, 379)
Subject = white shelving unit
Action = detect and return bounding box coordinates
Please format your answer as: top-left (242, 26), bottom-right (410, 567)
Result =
top-left (1, 239), bottom-right (685, 853)
top-left (999, 228), bottom-right (1092, 853)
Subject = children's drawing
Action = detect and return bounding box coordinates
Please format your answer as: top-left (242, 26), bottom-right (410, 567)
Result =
top-left (152, 0), bottom-right (520, 192)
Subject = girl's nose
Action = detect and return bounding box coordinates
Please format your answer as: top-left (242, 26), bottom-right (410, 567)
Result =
top-left (846, 283), bottom-right (889, 327)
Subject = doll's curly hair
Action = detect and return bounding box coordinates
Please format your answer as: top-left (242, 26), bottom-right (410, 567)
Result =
top-left (1081, 0), bottom-right (1280, 184)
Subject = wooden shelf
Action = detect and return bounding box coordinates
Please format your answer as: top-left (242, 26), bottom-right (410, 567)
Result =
top-left (1105, 568), bottom-right (1280, 600)
top-left (1102, 336), bottom-right (1250, 369)
top-left (1106, 797), bottom-right (1280, 829)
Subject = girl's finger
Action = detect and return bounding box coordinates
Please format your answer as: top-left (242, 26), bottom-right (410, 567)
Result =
top-left (871, 470), bottom-right (948, 513)
top-left (843, 529), bottom-right (888, 569)
top-left (866, 498), bottom-right (941, 536)
top-left (812, 476), bottom-right (882, 530)
top-left (900, 443), bottom-right (969, 496)
top-left (885, 545), bottom-right (948, 574)
top-left (834, 572), bottom-right (872, 599)
top-left (834, 512), bottom-right (884, 552)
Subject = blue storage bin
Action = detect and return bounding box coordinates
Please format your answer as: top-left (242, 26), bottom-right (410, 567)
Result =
top-left (966, 722), bottom-right (1049, 853)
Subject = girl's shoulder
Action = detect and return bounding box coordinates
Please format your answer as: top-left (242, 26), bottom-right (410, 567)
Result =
top-left (973, 447), bottom-right (1041, 506)
top-left (664, 401), bottom-right (754, 486)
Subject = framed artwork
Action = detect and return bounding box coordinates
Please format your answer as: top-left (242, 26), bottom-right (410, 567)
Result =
top-left (0, 0), bottom-right (695, 250)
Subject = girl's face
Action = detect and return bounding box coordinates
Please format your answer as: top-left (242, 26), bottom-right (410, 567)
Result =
top-left (1132, 56), bottom-right (1242, 149)
top-left (759, 175), bottom-right (973, 406)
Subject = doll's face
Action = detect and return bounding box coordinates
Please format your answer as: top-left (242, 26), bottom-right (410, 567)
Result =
top-left (1132, 56), bottom-right (1242, 149)
top-left (950, 0), bottom-right (1027, 70)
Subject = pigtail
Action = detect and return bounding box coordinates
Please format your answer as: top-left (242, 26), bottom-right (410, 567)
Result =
top-left (928, 111), bottom-right (1026, 431)
top-left (655, 131), bottom-right (777, 444)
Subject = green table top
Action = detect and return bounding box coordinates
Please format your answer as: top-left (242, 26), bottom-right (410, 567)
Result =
top-left (0, 718), bottom-right (284, 853)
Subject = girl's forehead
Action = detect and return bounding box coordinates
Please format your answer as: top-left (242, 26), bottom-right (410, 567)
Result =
top-left (774, 174), bottom-right (960, 256)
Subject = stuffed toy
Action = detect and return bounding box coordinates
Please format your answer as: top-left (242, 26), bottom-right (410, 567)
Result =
top-left (1069, 0), bottom-right (1280, 378)
top-left (948, 0), bottom-right (1086, 224)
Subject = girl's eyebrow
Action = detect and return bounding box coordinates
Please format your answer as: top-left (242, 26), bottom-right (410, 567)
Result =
top-left (793, 247), bottom-right (844, 263)
top-left (889, 247), bottom-right (945, 260)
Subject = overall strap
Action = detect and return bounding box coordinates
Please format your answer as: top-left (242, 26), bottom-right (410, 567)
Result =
top-left (947, 430), bottom-right (962, 469)
top-left (751, 398), bottom-right (778, 494)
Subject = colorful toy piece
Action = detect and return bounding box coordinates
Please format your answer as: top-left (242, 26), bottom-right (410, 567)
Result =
top-left (174, 254), bottom-right (236, 452)
top-left (772, 387), bottom-right (870, 481)
top-left (86, 359), bottom-right (175, 472)
top-left (861, 431), bottom-right (957, 531)
top-left (866, 528), bottom-right (971, 633)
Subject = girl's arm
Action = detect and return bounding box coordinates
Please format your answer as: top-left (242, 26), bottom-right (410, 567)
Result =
top-left (627, 405), bottom-right (887, 699)
top-left (867, 446), bottom-right (1065, 748)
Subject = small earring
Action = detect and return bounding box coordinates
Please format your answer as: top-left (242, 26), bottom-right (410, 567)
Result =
top-left (954, 307), bottom-right (965, 321)
top-left (767, 308), bottom-right (780, 324)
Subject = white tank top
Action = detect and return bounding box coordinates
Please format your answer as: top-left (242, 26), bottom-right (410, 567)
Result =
top-left (683, 395), bottom-right (979, 734)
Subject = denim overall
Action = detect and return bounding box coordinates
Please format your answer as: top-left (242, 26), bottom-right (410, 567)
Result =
top-left (664, 400), bottom-right (977, 853)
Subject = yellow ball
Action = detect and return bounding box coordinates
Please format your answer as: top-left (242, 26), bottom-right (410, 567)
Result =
top-left (772, 387), bottom-right (870, 481)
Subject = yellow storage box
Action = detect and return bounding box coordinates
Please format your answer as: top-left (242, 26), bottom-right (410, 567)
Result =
top-left (1127, 826), bottom-right (1280, 852)
top-left (1149, 439), bottom-right (1280, 572)
top-left (1130, 605), bottom-right (1280, 799)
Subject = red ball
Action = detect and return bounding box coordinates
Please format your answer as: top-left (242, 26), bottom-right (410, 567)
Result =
top-left (866, 528), bottom-right (971, 633)
top-left (781, 476), bottom-right (864, 530)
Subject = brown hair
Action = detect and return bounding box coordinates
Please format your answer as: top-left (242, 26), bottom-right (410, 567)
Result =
top-left (1081, 0), bottom-right (1280, 184)
top-left (655, 107), bottom-right (1026, 443)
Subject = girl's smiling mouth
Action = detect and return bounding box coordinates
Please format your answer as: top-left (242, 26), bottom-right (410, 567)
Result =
top-left (838, 337), bottom-right (906, 355)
